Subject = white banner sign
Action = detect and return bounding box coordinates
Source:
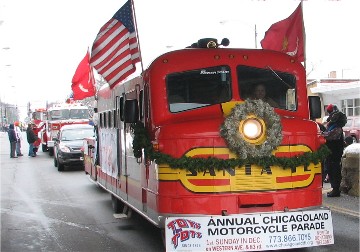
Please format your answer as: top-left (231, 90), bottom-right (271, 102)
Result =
top-left (165, 209), bottom-right (333, 251)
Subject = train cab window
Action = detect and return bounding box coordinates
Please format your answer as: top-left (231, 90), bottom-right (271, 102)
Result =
top-left (167, 66), bottom-right (231, 113)
top-left (237, 65), bottom-right (297, 110)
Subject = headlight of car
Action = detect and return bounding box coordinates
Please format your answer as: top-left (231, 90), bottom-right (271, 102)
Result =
top-left (59, 143), bottom-right (71, 153)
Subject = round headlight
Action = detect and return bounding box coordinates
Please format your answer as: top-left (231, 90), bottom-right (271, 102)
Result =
top-left (239, 116), bottom-right (266, 144)
top-left (243, 119), bottom-right (262, 139)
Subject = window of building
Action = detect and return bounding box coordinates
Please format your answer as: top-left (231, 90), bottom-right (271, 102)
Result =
top-left (341, 98), bottom-right (360, 116)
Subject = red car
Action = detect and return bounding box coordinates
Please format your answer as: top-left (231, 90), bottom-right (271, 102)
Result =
top-left (343, 116), bottom-right (360, 143)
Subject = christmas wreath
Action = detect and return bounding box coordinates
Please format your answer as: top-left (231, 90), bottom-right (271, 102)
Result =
top-left (220, 99), bottom-right (282, 159)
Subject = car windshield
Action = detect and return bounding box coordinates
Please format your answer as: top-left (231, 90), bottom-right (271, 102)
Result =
top-left (49, 109), bottom-right (88, 120)
top-left (69, 109), bottom-right (88, 119)
top-left (49, 110), bottom-right (70, 120)
top-left (61, 128), bottom-right (94, 141)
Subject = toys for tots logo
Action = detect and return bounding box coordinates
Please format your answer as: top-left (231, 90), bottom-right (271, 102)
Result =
top-left (167, 218), bottom-right (202, 249)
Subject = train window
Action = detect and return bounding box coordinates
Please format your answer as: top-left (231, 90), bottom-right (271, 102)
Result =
top-left (99, 113), bottom-right (103, 128)
top-left (103, 112), bottom-right (107, 128)
top-left (108, 111), bottom-right (112, 128)
top-left (115, 96), bottom-right (121, 127)
top-left (166, 65), bottom-right (231, 113)
top-left (113, 109), bottom-right (117, 128)
top-left (144, 84), bottom-right (150, 120)
top-left (237, 65), bottom-right (297, 110)
top-left (139, 90), bottom-right (144, 119)
top-left (120, 96), bottom-right (124, 121)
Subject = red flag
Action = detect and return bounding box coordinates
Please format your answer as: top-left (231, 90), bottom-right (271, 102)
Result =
top-left (90, 0), bottom-right (141, 89)
top-left (260, 2), bottom-right (305, 62)
top-left (71, 51), bottom-right (96, 100)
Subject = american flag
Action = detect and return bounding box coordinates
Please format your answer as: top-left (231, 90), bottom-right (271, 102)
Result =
top-left (90, 0), bottom-right (141, 89)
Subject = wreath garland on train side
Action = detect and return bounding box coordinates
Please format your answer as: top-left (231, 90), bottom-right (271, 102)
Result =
top-left (130, 121), bottom-right (331, 173)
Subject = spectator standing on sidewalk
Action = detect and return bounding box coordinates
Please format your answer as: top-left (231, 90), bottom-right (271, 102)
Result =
top-left (323, 104), bottom-right (347, 197)
top-left (14, 121), bottom-right (23, 156)
top-left (8, 124), bottom-right (18, 158)
top-left (26, 123), bottom-right (39, 157)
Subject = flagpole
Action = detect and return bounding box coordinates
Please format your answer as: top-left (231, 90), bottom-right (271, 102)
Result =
top-left (255, 24), bottom-right (258, 49)
top-left (130, 0), bottom-right (144, 74)
top-left (88, 47), bottom-right (98, 99)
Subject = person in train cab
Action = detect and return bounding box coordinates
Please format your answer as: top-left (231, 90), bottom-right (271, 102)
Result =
top-left (251, 83), bottom-right (279, 107)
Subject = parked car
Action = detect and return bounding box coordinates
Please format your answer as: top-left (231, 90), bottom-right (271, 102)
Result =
top-left (343, 116), bottom-right (360, 143)
top-left (53, 124), bottom-right (94, 171)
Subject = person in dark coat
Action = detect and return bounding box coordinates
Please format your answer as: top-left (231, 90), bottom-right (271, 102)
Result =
top-left (26, 123), bottom-right (39, 157)
top-left (323, 104), bottom-right (345, 197)
top-left (8, 124), bottom-right (18, 158)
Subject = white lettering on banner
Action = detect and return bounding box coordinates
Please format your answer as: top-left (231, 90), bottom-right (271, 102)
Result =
top-left (165, 210), bottom-right (334, 252)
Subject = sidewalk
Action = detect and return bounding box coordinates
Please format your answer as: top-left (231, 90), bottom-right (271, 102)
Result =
top-left (322, 182), bottom-right (360, 218)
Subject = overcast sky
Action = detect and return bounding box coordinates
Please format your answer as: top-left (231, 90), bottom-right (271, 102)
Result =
top-left (0, 0), bottom-right (359, 120)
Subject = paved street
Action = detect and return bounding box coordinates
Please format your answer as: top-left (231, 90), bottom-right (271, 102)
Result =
top-left (322, 180), bottom-right (359, 219)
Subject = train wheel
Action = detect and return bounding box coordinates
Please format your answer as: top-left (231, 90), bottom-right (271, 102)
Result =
top-left (111, 194), bottom-right (124, 214)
